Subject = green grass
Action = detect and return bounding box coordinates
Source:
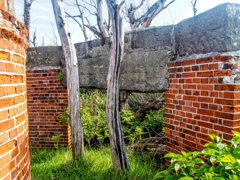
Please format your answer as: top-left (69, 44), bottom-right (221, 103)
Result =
top-left (31, 146), bottom-right (162, 180)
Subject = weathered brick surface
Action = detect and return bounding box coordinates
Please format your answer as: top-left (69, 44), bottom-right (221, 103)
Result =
top-left (0, 5), bottom-right (30, 180)
top-left (26, 69), bottom-right (71, 149)
top-left (165, 56), bottom-right (240, 154)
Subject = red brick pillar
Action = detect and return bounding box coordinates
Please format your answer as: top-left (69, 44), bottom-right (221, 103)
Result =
top-left (26, 69), bottom-right (71, 149)
top-left (165, 56), bottom-right (240, 154)
top-left (0, 6), bottom-right (30, 180)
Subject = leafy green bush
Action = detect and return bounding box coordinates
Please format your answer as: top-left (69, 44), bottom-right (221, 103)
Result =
top-left (154, 131), bottom-right (240, 180)
top-left (51, 134), bottom-right (63, 149)
top-left (59, 89), bottom-right (164, 146)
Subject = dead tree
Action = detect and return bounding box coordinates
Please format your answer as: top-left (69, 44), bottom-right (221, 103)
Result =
top-left (24, 0), bottom-right (34, 32)
top-left (51, 0), bottom-right (84, 160)
top-left (126, 0), bottom-right (175, 29)
top-left (191, 0), bottom-right (197, 16)
top-left (105, 0), bottom-right (130, 172)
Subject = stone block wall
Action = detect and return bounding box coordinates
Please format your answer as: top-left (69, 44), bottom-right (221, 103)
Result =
top-left (165, 55), bottom-right (240, 154)
top-left (0, 8), bottom-right (30, 180)
top-left (26, 68), bottom-right (71, 149)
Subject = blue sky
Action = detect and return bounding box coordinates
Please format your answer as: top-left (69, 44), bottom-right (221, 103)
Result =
top-left (14, 0), bottom-right (240, 46)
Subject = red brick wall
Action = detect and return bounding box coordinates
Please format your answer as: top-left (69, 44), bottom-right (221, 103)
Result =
top-left (0, 9), bottom-right (30, 180)
top-left (26, 69), bottom-right (71, 149)
top-left (165, 56), bottom-right (240, 154)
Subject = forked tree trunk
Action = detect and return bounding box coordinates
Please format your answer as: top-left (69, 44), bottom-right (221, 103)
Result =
top-left (106, 0), bottom-right (130, 172)
top-left (51, 0), bottom-right (84, 159)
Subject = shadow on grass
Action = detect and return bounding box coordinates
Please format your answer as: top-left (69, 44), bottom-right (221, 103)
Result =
top-left (31, 147), bottom-right (162, 180)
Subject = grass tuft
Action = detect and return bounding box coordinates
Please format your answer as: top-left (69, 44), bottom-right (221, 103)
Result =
top-left (31, 146), bottom-right (162, 180)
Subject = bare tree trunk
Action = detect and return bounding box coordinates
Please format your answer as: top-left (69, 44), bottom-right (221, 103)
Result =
top-left (51, 0), bottom-right (84, 159)
top-left (119, 90), bottom-right (129, 110)
top-left (106, 0), bottom-right (130, 172)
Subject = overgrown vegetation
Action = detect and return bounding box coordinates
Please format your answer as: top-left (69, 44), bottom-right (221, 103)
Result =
top-left (58, 89), bottom-right (165, 147)
top-left (154, 131), bottom-right (240, 180)
top-left (31, 146), bottom-right (161, 180)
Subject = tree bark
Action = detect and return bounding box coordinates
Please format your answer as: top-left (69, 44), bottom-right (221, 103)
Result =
top-left (119, 90), bottom-right (129, 111)
top-left (24, 0), bottom-right (34, 41)
top-left (51, 0), bottom-right (84, 159)
top-left (106, 0), bottom-right (130, 172)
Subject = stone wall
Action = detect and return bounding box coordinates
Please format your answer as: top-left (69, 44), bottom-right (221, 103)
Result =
top-left (0, 4), bottom-right (30, 180)
top-left (27, 3), bottom-right (240, 92)
top-left (26, 68), bottom-right (71, 149)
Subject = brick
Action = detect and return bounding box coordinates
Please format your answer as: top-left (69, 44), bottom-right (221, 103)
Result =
top-left (5, 63), bottom-right (14, 72)
top-left (182, 59), bottom-right (195, 66)
top-left (183, 84), bottom-right (196, 89)
top-left (215, 85), bottom-right (240, 91)
top-left (192, 65), bottom-right (199, 71)
top-left (15, 65), bottom-right (22, 74)
top-left (196, 57), bottom-right (213, 64)
top-left (0, 86), bottom-right (5, 96)
top-left (0, 119), bottom-right (14, 132)
top-left (198, 121), bottom-right (213, 129)
top-left (0, 109), bottom-right (8, 121)
top-left (184, 95), bottom-right (197, 101)
top-left (16, 113), bottom-right (26, 125)
top-left (201, 78), bottom-right (208, 83)
top-left (0, 62), bottom-right (6, 71)
top-left (184, 66), bottom-right (191, 72)
top-left (0, 97), bottom-right (13, 108)
top-left (214, 56), bottom-right (231, 63)
top-left (0, 153), bottom-right (10, 171)
top-left (197, 72), bottom-right (213, 77)
top-left (224, 92), bottom-right (240, 99)
top-left (14, 95), bottom-right (25, 104)
top-left (6, 86), bottom-right (15, 95)
top-left (182, 72), bottom-right (195, 77)
top-left (8, 107), bottom-right (17, 118)
top-left (200, 64), bottom-right (209, 70)
top-left (198, 97), bottom-right (213, 103)
top-left (9, 128), bottom-right (18, 139)
top-left (0, 51), bottom-right (10, 61)
top-left (209, 78), bottom-right (218, 83)
top-left (168, 62), bottom-right (175, 67)
top-left (0, 74), bottom-right (10, 84)
top-left (214, 70), bottom-right (231, 76)
top-left (11, 75), bottom-right (23, 84)
top-left (198, 84), bottom-right (213, 90)
top-left (12, 55), bottom-right (25, 65)
top-left (209, 63), bottom-right (218, 70)
top-left (0, 133), bottom-right (9, 145)
top-left (198, 109), bottom-right (214, 116)
top-left (0, 141), bottom-right (14, 156)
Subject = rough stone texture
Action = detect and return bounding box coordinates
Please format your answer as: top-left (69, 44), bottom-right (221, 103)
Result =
top-left (175, 3), bottom-right (240, 56)
top-left (27, 3), bottom-right (240, 92)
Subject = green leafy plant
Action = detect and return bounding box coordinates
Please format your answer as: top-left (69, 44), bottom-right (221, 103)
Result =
top-left (57, 67), bottom-right (63, 81)
top-left (154, 131), bottom-right (240, 180)
top-left (120, 110), bottom-right (144, 143)
top-left (51, 134), bottom-right (63, 149)
top-left (144, 108), bottom-right (164, 136)
top-left (59, 108), bottom-right (69, 125)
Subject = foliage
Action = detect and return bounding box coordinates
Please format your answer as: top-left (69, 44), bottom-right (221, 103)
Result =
top-left (80, 89), bottom-right (108, 147)
top-left (144, 108), bottom-right (165, 136)
top-left (59, 89), bottom-right (164, 146)
top-left (51, 134), bottom-right (63, 149)
top-left (59, 108), bottom-right (69, 125)
top-left (57, 67), bottom-right (63, 81)
top-left (120, 110), bottom-right (144, 143)
top-left (154, 131), bottom-right (240, 180)
top-left (30, 146), bottom-right (161, 180)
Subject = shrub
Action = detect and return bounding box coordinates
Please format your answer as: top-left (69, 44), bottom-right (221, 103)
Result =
top-left (154, 131), bottom-right (240, 180)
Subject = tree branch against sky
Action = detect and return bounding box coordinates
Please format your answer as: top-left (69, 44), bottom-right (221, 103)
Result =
top-left (15, 0), bottom-right (240, 45)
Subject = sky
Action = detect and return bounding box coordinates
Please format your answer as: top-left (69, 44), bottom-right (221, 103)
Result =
top-left (14, 0), bottom-right (240, 46)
